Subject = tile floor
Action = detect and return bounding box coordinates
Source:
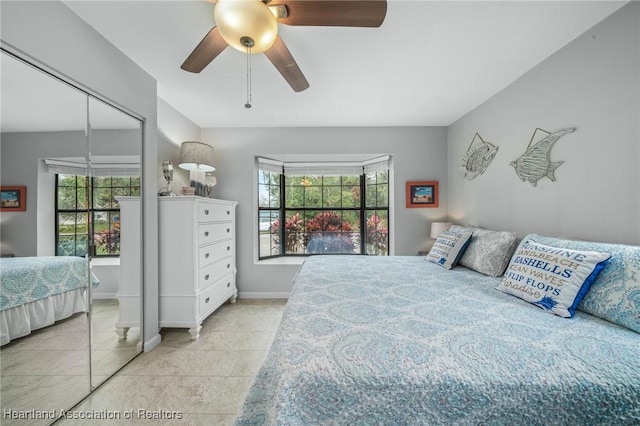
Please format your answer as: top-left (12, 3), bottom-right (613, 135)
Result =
top-left (2, 299), bottom-right (140, 426)
top-left (56, 298), bottom-right (287, 425)
top-left (1, 312), bottom-right (91, 426)
top-left (90, 299), bottom-right (142, 386)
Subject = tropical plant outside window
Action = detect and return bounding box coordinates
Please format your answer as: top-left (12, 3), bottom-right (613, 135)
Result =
top-left (55, 174), bottom-right (140, 257)
top-left (258, 162), bottom-right (389, 259)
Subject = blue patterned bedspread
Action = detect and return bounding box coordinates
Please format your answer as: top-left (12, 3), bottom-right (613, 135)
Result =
top-left (236, 256), bottom-right (640, 425)
top-left (0, 256), bottom-right (96, 311)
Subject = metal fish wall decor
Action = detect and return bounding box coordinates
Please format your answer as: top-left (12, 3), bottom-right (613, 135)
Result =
top-left (510, 127), bottom-right (576, 187)
top-left (459, 133), bottom-right (499, 180)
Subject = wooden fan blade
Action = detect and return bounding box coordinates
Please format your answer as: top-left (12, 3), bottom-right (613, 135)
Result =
top-left (275, 0), bottom-right (387, 27)
top-left (264, 36), bottom-right (310, 92)
top-left (181, 27), bottom-right (228, 73)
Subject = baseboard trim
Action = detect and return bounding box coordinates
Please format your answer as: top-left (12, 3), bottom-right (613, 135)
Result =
top-left (144, 333), bottom-right (162, 352)
top-left (92, 293), bottom-right (118, 300)
top-left (238, 292), bottom-right (289, 299)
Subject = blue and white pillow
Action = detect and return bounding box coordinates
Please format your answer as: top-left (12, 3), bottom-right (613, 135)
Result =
top-left (425, 229), bottom-right (473, 269)
top-left (526, 233), bottom-right (640, 333)
top-left (497, 238), bottom-right (611, 318)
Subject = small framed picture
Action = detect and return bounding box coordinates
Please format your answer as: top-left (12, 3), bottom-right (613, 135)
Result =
top-left (406, 181), bottom-right (438, 208)
top-left (1, 186), bottom-right (27, 212)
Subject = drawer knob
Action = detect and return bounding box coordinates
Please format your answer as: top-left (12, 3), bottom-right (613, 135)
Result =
top-left (227, 282), bottom-right (231, 288)
top-left (205, 253), bottom-right (210, 258)
top-left (227, 246), bottom-right (230, 251)
top-left (205, 297), bottom-right (210, 303)
top-left (227, 263), bottom-right (231, 269)
top-left (226, 228), bottom-right (230, 233)
top-left (204, 231), bottom-right (209, 237)
top-left (205, 274), bottom-right (210, 280)
top-left (226, 210), bottom-right (230, 215)
top-left (204, 209), bottom-right (209, 215)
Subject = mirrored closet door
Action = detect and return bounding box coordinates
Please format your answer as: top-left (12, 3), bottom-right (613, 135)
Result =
top-left (87, 97), bottom-right (143, 388)
top-left (0, 50), bottom-right (92, 422)
top-left (0, 48), bottom-right (144, 424)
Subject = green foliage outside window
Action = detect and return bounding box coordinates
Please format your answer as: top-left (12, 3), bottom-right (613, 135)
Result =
top-left (366, 212), bottom-right (389, 255)
top-left (269, 212), bottom-right (304, 253)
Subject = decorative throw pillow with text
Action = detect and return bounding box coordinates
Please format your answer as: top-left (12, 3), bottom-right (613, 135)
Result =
top-left (497, 238), bottom-right (611, 317)
top-left (425, 229), bottom-right (473, 270)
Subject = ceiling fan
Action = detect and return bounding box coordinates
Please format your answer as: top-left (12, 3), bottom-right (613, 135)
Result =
top-left (181, 0), bottom-right (387, 93)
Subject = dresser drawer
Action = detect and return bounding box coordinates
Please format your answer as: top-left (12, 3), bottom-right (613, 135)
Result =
top-left (198, 242), bottom-right (234, 268)
top-left (198, 257), bottom-right (234, 291)
top-left (198, 223), bottom-right (233, 245)
top-left (198, 274), bottom-right (234, 317)
top-left (198, 202), bottom-right (234, 223)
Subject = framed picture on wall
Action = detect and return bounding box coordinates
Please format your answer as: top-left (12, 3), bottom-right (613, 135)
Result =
top-left (1, 186), bottom-right (27, 212)
top-left (406, 181), bottom-right (438, 208)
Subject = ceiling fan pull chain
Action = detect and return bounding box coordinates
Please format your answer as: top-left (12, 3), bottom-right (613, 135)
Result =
top-left (245, 44), bottom-right (252, 109)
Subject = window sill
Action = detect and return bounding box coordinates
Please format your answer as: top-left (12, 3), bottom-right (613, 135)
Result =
top-left (90, 257), bottom-right (120, 266)
top-left (255, 257), bottom-right (306, 266)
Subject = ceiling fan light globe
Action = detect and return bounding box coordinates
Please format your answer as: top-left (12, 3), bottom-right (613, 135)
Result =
top-left (214, 0), bottom-right (278, 53)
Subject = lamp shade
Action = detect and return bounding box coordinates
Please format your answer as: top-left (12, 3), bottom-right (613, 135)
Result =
top-left (430, 221), bottom-right (452, 239)
top-left (178, 141), bottom-right (215, 172)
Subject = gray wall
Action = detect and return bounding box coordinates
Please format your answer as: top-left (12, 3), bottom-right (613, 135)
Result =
top-left (447, 2), bottom-right (640, 245)
top-left (0, 129), bottom-right (140, 257)
top-left (157, 97), bottom-right (200, 193)
top-left (202, 126), bottom-right (448, 296)
top-left (1, 0), bottom-right (161, 349)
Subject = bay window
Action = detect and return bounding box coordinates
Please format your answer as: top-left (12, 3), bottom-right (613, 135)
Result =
top-left (258, 156), bottom-right (390, 259)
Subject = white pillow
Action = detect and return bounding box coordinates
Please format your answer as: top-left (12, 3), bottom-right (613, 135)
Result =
top-left (425, 229), bottom-right (473, 269)
top-left (497, 238), bottom-right (611, 318)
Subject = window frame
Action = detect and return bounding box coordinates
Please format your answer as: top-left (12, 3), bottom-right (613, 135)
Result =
top-left (257, 157), bottom-right (390, 260)
top-left (257, 169), bottom-right (284, 260)
top-left (55, 174), bottom-right (139, 257)
top-left (279, 174), bottom-right (366, 257)
top-left (55, 174), bottom-right (89, 257)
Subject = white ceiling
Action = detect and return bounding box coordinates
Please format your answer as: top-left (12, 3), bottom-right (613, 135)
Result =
top-left (10, 1), bottom-right (630, 130)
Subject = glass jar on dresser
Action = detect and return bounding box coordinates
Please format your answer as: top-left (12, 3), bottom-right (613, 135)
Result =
top-left (158, 196), bottom-right (238, 339)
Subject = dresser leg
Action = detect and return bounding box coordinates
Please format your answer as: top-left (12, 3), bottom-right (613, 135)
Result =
top-left (230, 292), bottom-right (237, 304)
top-left (115, 327), bottom-right (130, 341)
top-left (188, 325), bottom-right (202, 340)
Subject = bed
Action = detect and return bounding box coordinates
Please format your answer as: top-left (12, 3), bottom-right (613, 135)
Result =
top-left (0, 256), bottom-right (98, 346)
top-left (236, 232), bottom-right (640, 425)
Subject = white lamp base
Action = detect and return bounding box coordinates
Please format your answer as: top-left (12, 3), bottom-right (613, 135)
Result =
top-left (190, 169), bottom-right (206, 197)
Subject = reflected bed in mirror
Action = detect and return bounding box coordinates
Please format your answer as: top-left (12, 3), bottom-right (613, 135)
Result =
top-left (0, 256), bottom-right (96, 345)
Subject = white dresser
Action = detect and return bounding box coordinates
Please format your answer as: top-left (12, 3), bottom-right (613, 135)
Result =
top-left (158, 196), bottom-right (238, 339)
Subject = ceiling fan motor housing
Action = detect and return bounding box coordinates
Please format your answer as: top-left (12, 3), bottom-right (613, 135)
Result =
top-left (240, 36), bottom-right (255, 48)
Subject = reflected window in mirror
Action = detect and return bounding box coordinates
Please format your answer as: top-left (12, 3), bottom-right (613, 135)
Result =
top-left (55, 174), bottom-right (140, 257)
